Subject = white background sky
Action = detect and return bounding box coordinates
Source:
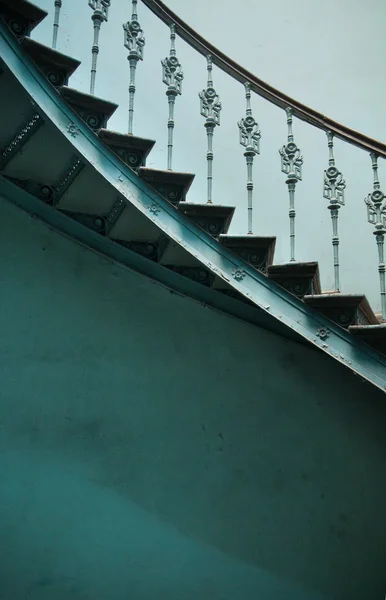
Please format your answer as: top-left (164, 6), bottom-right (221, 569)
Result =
top-left (32, 0), bottom-right (386, 311)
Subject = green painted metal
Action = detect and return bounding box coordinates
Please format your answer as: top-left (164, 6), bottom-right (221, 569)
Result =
top-left (0, 21), bottom-right (385, 392)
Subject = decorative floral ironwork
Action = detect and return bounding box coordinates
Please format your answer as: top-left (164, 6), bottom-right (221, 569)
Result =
top-left (238, 82), bottom-right (261, 235)
top-left (323, 131), bottom-right (346, 293)
top-left (199, 56), bottom-right (222, 125)
top-left (148, 203), bottom-right (161, 216)
top-left (88, 0), bottom-right (110, 20)
top-left (279, 108), bottom-right (303, 262)
top-left (162, 24), bottom-right (183, 170)
top-left (67, 123), bottom-right (79, 137)
top-left (317, 328), bottom-right (330, 341)
top-left (199, 55), bottom-right (222, 204)
top-left (123, 0), bottom-right (145, 134)
top-left (232, 268), bottom-right (246, 281)
top-left (123, 6), bottom-right (145, 58)
top-left (365, 153), bottom-right (386, 319)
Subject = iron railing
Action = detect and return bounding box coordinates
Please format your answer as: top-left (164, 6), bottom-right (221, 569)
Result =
top-left (50, 0), bottom-right (386, 319)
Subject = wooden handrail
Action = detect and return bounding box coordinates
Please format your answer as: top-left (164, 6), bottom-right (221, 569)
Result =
top-left (141, 0), bottom-right (386, 158)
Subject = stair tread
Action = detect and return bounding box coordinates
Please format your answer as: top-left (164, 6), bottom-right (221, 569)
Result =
top-left (350, 324), bottom-right (386, 335)
top-left (139, 168), bottom-right (195, 205)
top-left (310, 295), bottom-right (379, 324)
top-left (99, 129), bottom-right (155, 153)
top-left (304, 293), bottom-right (378, 326)
top-left (178, 203), bottom-right (235, 237)
top-left (220, 234), bottom-right (276, 248)
top-left (268, 261), bottom-right (321, 297)
top-left (22, 37), bottom-right (81, 77)
top-left (60, 87), bottom-right (118, 117)
top-left (178, 202), bottom-right (235, 213)
top-left (0, 0), bottom-right (47, 32)
top-left (219, 235), bottom-right (276, 272)
top-left (139, 167), bottom-right (194, 186)
top-left (268, 261), bottom-right (319, 275)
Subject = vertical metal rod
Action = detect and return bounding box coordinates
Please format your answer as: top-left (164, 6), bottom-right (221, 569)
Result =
top-left (279, 108), bottom-right (303, 261)
top-left (124, 0), bottom-right (145, 134)
top-left (376, 231), bottom-right (386, 319)
top-left (323, 131), bottom-right (346, 292)
top-left (88, 1), bottom-right (110, 96)
top-left (365, 153), bottom-right (386, 319)
top-left (238, 82), bottom-right (260, 234)
top-left (52, 0), bottom-right (62, 49)
top-left (288, 182), bottom-right (296, 259)
top-left (206, 126), bottom-right (214, 203)
top-left (331, 208), bottom-right (340, 291)
top-left (167, 96), bottom-right (175, 170)
top-left (90, 18), bottom-right (101, 95)
top-left (199, 55), bottom-right (222, 204)
top-left (128, 60), bottom-right (136, 133)
top-left (162, 24), bottom-right (183, 170)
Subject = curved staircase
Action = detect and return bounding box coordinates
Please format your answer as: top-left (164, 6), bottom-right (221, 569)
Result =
top-left (0, 0), bottom-right (385, 391)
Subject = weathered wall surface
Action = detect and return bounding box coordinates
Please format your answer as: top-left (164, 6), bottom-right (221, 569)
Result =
top-left (0, 196), bottom-right (385, 600)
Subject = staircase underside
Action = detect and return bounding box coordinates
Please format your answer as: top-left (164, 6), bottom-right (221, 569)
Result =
top-left (0, 14), bottom-right (385, 392)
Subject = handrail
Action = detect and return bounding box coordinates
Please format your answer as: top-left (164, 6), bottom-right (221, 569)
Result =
top-left (141, 0), bottom-right (386, 158)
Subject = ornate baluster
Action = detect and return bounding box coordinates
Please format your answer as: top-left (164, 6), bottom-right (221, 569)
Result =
top-left (323, 131), bottom-right (346, 292)
top-left (365, 153), bottom-right (386, 319)
top-left (52, 0), bottom-right (62, 49)
top-left (162, 24), bottom-right (183, 170)
top-left (123, 0), bottom-right (145, 134)
top-left (238, 83), bottom-right (261, 234)
top-left (279, 108), bottom-right (303, 261)
top-left (88, 0), bottom-right (110, 96)
top-left (199, 55), bottom-right (222, 204)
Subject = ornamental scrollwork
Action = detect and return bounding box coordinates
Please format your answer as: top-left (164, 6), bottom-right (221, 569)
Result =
top-left (279, 141), bottom-right (303, 181)
top-left (323, 165), bottom-right (346, 205)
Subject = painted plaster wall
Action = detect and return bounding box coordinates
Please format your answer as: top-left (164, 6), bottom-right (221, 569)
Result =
top-left (0, 196), bottom-right (385, 600)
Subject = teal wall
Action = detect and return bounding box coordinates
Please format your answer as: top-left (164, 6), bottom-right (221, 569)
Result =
top-left (0, 196), bottom-right (385, 600)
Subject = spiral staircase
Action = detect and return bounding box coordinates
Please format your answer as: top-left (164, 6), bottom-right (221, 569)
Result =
top-left (0, 0), bottom-right (385, 393)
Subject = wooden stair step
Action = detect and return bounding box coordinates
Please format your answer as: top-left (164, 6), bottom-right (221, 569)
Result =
top-left (98, 129), bottom-right (155, 170)
top-left (0, 0), bottom-right (47, 38)
top-left (138, 167), bottom-right (194, 205)
top-left (219, 235), bottom-right (276, 274)
top-left (60, 87), bottom-right (118, 132)
top-left (349, 324), bottom-right (386, 355)
top-left (22, 37), bottom-right (80, 87)
top-left (268, 261), bottom-right (321, 299)
top-left (304, 293), bottom-right (378, 328)
top-left (178, 203), bottom-right (235, 238)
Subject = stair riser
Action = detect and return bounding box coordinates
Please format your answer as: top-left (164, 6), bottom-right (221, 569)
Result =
top-left (106, 145), bottom-right (148, 171)
top-left (185, 216), bottom-right (231, 239)
top-left (309, 307), bottom-right (372, 328)
top-left (64, 102), bottom-right (109, 132)
top-left (270, 276), bottom-right (319, 299)
top-left (145, 181), bottom-right (186, 205)
top-left (227, 247), bottom-right (271, 274)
